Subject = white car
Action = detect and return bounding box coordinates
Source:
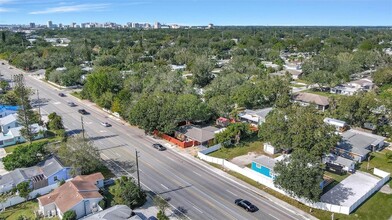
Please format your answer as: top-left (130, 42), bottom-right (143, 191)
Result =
top-left (100, 122), bottom-right (111, 127)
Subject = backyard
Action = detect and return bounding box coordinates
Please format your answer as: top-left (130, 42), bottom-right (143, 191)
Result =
top-left (0, 200), bottom-right (59, 220)
top-left (208, 137), bottom-right (265, 160)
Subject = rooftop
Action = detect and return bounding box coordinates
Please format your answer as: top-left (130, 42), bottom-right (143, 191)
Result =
top-left (321, 171), bottom-right (380, 206)
top-left (84, 205), bottom-right (135, 220)
top-left (336, 129), bottom-right (385, 156)
top-left (38, 173), bottom-right (104, 213)
top-left (0, 113), bottom-right (17, 126)
top-left (177, 125), bottom-right (219, 143)
top-left (292, 92), bottom-right (329, 106)
top-left (252, 155), bottom-right (277, 169)
top-left (239, 108), bottom-right (273, 123)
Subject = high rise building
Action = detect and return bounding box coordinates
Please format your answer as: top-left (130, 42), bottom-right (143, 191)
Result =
top-left (154, 22), bottom-right (161, 29)
top-left (47, 20), bottom-right (53, 28)
top-left (29, 22), bottom-right (35, 28)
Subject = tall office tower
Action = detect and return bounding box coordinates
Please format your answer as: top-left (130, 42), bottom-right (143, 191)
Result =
top-left (47, 20), bottom-right (53, 28)
top-left (29, 22), bottom-right (35, 28)
top-left (154, 22), bottom-right (161, 29)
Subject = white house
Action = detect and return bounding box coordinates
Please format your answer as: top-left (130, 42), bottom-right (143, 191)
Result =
top-left (38, 173), bottom-right (104, 219)
top-left (238, 108), bottom-right (273, 126)
top-left (330, 78), bottom-right (374, 96)
top-left (0, 114), bottom-right (19, 133)
top-left (0, 123), bottom-right (46, 148)
top-left (323, 118), bottom-right (348, 133)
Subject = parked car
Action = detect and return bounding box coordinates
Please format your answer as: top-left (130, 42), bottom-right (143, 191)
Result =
top-left (152, 143), bottom-right (166, 151)
top-left (67, 102), bottom-right (76, 107)
top-left (58, 93), bottom-right (66, 97)
top-left (8, 66), bottom-right (12, 69)
top-left (78, 109), bottom-right (88, 115)
top-left (235, 199), bottom-right (258, 212)
top-left (100, 122), bottom-right (111, 127)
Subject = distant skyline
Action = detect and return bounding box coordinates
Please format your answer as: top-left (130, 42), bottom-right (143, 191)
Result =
top-left (0, 0), bottom-right (391, 26)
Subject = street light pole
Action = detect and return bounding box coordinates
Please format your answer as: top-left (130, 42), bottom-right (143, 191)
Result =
top-left (136, 149), bottom-right (141, 190)
top-left (37, 89), bottom-right (41, 122)
top-left (81, 116), bottom-right (85, 139)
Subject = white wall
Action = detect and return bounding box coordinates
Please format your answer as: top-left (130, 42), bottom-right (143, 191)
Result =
top-left (198, 148), bottom-right (391, 215)
top-left (0, 183), bottom-right (59, 210)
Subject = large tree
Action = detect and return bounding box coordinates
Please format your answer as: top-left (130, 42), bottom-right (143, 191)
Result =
top-left (52, 135), bottom-right (102, 175)
top-left (14, 74), bottom-right (39, 144)
top-left (259, 105), bottom-right (340, 202)
top-left (109, 176), bottom-right (147, 208)
top-left (2, 142), bottom-right (47, 171)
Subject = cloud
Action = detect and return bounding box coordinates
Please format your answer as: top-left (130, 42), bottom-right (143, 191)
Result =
top-left (29, 3), bottom-right (109, 14)
top-left (0, 7), bottom-right (12, 12)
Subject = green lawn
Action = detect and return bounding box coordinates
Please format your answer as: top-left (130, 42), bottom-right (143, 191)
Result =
top-left (0, 201), bottom-right (37, 220)
top-left (291, 84), bottom-right (306, 88)
top-left (3, 136), bottom-right (62, 154)
top-left (208, 136), bottom-right (265, 160)
top-left (0, 200), bottom-right (59, 220)
top-left (359, 149), bottom-right (392, 174)
top-left (71, 91), bottom-right (83, 99)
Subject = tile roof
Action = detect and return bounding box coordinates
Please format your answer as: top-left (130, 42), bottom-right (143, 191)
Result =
top-left (292, 92), bottom-right (329, 106)
top-left (38, 173), bottom-right (104, 213)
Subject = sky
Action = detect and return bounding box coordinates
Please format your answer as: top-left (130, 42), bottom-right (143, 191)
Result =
top-left (0, 0), bottom-right (391, 26)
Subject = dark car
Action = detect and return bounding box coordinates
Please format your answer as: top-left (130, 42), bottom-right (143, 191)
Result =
top-left (152, 143), bottom-right (166, 151)
top-left (235, 199), bottom-right (258, 212)
top-left (67, 102), bottom-right (76, 107)
top-left (78, 109), bottom-right (89, 115)
top-left (58, 93), bottom-right (66, 97)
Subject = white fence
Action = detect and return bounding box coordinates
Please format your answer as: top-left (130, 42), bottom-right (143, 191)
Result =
top-left (0, 183), bottom-right (59, 210)
top-left (198, 147), bottom-right (391, 215)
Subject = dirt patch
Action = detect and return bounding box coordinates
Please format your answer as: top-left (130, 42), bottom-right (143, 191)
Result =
top-left (230, 152), bottom-right (262, 168)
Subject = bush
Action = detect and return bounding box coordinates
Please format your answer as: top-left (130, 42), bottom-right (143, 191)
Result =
top-left (157, 210), bottom-right (169, 220)
top-left (98, 199), bottom-right (106, 209)
top-left (63, 210), bottom-right (77, 220)
top-left (3, 142), bottom-right (47, 170)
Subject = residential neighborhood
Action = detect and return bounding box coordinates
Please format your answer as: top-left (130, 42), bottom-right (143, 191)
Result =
top-left (0, 6), bottom-right (391, 220)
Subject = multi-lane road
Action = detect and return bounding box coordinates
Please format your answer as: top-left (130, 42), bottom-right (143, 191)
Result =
top-left (0, 62), bottom-right (316, 220)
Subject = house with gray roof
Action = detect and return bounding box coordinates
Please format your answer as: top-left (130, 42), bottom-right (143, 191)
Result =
top-left (0, 123), bottom-right (46, 148)
top-left (0, 113), bottom-right (19, 133)
top-left (84, 205), bottom-right (139, 220)
top-left (175, 125), bottom-right (221, 146)
top-left (251, 155), bottom-right (277, 179)
top-left (334, 129), bottom-right (385, 162)
top-left (239, 108), bottom-right (273, 126)
top-left (0, 156), bottom-right (71, 193)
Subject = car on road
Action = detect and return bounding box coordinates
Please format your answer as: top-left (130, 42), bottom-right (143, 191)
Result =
top-left (78, 109), bottom-right (89, 115)
top-left (67, 102), bottom-right (76, 107)
top-left (58, 93), bottom-right (66, 97)
top-left (8, 67), bottom-right (12, 69)
top-left (152, 143), bottom-right (166, 151)
top-left (235, 199), bottom-right (258, 212)
top-left (100, 122), bottom-right (111, 127)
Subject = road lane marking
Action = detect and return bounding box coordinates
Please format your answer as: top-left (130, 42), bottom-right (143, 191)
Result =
top-left (269, 213), bottom-right (279, 220)
top-left (226, 190), bottom-right (238, 197)
top-left (53, 102), bottom-right (61, 105)
top-left (160, 184), bottom-right (169, 190)
top-left (193, 171), bottom-right (202, 177)
top-left (167, 157), bottom-right (175, 162)
top-left (193, 205), bottom-right (203, 213)
top-left (100, 130), bottom-right (107, 133)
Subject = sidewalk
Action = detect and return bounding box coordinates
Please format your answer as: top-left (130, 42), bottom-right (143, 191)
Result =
top-left (158, 140), bottom-right (318, 220)
top-left (133, 193), bottom-right (179, 220)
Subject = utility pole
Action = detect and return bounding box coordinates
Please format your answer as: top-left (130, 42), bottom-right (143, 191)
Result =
top-left (36, 89), bottom-right (41, 122)
top-left (81, 116), bottom-right (85, 139)
top-left (135, 150), bottom-right (141, 190)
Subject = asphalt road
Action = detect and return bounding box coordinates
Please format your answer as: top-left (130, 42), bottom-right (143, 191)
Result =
top-left (0, 63), bottom-right (313, 220)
